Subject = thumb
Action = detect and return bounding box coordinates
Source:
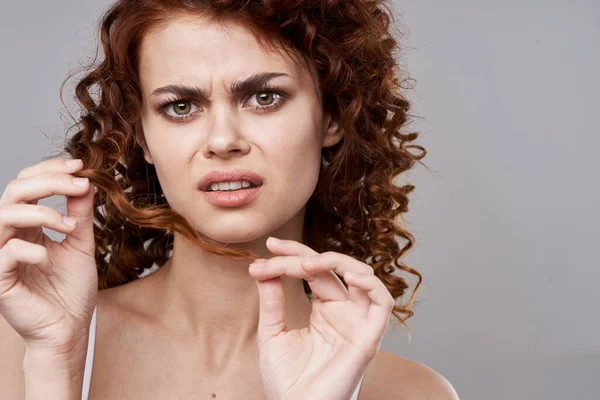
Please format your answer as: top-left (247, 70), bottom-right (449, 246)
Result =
top-left (64, 179), bottom-right (96, 257)
top-left (254, 275), bottom-right (287, 347)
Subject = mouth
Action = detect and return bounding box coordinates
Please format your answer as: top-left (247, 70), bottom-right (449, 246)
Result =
top-left (197, 169), bottom-right (264, 192)
top-left (199, 183), bottom-right (263, 207)
top-left (204, 181), bottom-right (262, 192)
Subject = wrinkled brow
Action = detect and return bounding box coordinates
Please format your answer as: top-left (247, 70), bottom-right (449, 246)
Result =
top-left (150, 72), bottom-right (290, 99)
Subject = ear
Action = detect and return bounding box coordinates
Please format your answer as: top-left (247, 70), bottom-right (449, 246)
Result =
top-left (134, 119), bottom-right (154, 165)
top-left (321, 113), bottom-right (343, 148)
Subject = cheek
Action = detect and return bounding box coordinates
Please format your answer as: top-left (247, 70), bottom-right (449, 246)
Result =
top-left (264, 102), bottom-right (323, 157)
top-left (143, 133), bottom-right (191, 202)
top-left (144, 120), bottom-right (198, 165)
top-left (262, 121), bottom-right (323, 198)
top-left (153, 159), bottom-right (186, 201)
top-left (266, 120), bottom-right (321, 169)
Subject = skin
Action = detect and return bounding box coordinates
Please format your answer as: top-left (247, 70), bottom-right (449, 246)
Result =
top-left (0, 11), bottom-right (458, 400)
top-left (84, 14), bottom-right (350, 398)
top-left (135, 14), bottom-right (342, 362)
top-left (86, 13), bottom-right (458, 400)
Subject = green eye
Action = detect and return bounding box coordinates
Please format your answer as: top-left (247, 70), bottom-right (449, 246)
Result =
top-left (173, 102), bottom-right (192, 115)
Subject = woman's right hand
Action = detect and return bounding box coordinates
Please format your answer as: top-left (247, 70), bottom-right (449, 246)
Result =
top-left (0, 157), bottom-right (98, 356)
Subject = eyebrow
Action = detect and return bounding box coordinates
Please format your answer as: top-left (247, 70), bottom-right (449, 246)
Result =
top-left (150, 72), bottom-right (290, 99)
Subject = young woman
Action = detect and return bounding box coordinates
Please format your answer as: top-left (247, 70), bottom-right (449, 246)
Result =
top-left (0, 1), bottom-right (459, 399)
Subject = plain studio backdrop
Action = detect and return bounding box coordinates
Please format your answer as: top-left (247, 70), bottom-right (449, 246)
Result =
top-left (1, 1), bottom-right (598, 399)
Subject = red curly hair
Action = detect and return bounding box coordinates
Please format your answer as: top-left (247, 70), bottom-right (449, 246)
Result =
top-left (53, 0), bottom-right (427, 338)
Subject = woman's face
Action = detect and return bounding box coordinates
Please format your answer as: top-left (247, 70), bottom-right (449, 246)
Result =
top-left (136, 15), bottom-right (342, 244)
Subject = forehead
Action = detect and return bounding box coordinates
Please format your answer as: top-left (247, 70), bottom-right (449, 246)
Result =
top-left (138, 15), bottom-right (308, 89)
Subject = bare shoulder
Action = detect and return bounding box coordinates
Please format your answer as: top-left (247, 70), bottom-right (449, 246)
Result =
top-left (360, 349), bottom-right (460, 400)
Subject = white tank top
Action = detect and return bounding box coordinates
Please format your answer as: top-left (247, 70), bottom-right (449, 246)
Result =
top-left (81, 305), bottom-right (365, 399)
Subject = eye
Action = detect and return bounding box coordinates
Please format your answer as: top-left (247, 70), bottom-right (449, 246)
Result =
top-left (255, 92), bottom-right (277, 106)
top-left (245, 90), bottom-right (286, 112)
top-left (156, 86), bottom-right (288, 122)
top-left (159, 100), bottom-right (200, 121)
top-left (173, 102), bottom-right (192, 115)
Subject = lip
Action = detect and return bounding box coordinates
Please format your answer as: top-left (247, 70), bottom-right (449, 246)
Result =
top-left (199, 185), bottom-right (262, 207)
top-left (197, 168), bottom-right (264, 192)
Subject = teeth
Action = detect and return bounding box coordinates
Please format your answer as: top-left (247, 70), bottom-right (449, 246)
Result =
top-left (229, 181), bottom-right (242, 190)
top-left (208, 180), bottom-right (253, 191)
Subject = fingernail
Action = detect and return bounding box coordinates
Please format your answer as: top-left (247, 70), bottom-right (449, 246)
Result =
top-left (66, 159), bottom-right (82, 168)
top-left (72, 177), bottom-right (89, 187)
top-left (63, 216), bottom-right (77, 226)
top-left (268, 237), bottom-right (281, 244)
top-left (253, 258), bottom-right (267, 264)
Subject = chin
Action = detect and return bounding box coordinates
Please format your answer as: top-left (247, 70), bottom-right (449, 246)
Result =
top-left (197, 212), bottom-right (307, 247)
top-left (193, 219), bottom-right (278, 245)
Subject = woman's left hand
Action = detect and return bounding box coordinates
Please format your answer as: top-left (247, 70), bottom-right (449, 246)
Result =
top-left (248, 237), bottom-right (395, 400)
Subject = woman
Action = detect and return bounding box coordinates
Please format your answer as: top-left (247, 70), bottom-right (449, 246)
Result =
top-left (0, 0), bottom-right (458, 399)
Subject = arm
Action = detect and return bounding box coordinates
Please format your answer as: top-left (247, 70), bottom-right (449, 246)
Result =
top-left (23, 337), bottom-right (89, 400)
top-left (0, 314), bottom-right (89, 400)
top-left (0, 313), bottom-right (26, 399)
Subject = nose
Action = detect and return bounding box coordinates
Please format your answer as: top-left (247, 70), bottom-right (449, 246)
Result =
top-left (202, 110), bottom-right (250, 159)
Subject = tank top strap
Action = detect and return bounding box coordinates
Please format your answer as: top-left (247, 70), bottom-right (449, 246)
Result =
top-left (350, 369), bottom-right (366, 400)
top-left (81, 305), bottom-right (97, 400)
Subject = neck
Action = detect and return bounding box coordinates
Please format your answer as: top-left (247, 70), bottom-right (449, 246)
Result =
top-left (143, 224), bottom-right (313, 370)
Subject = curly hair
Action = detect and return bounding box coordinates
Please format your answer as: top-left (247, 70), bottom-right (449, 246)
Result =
top-left (52, 0), bottom-right (427, 339)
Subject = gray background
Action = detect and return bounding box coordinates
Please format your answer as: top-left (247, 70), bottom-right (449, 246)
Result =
top-left (1, 1), bottom-right (598, 399)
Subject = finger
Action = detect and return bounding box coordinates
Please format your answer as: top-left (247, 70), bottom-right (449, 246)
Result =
top-left (303, 251), bottom-right (374, 275)
top-left (0, 239), bottom-right (54, 291)
top-left (265, 237), bottom-right (324, 300)
top-left (0, 204), bottom-right (77, 247)
top-left (250, 256), bottom-right (349, 302)
top-left (16, 158), bottom-right (83, 180)
top-left (265, 238), bottom-right (362, 302)
top-left (254, 274), bottom-right (287, 348)
top-left (265, 236), bottom-right (319, 257)
top-left (343, 271), bottom-right (395, 336)
top-left (64, 178), bottom-right (95, 257)
top-left (0, 172), bottom-right (91, 206)
top-left (266, 239), bottom-right (374, 275)
top-left (300, 252), bottom-right (374, 305)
